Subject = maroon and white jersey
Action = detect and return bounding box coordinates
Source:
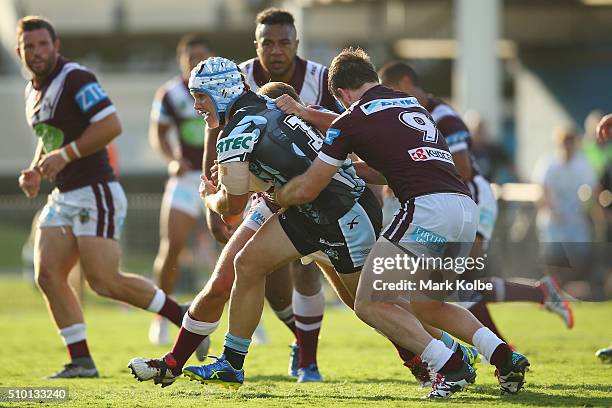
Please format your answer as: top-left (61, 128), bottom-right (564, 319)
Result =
top-left (150, 76), bottom-right (205, 169)
top-left (425, 96), bottom-right (481, 176)
top-left (319, 85), bottom-right (470, 203)
top-left (239, 56), bottom-right (341, 113)
top-left (25, 57), bottom-right (116, 192)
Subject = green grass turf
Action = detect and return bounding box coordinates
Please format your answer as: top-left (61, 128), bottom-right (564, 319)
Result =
top-left (0, 276), bottom-right (610, 407)
top-left (0, 224), bottom-right (31, 272)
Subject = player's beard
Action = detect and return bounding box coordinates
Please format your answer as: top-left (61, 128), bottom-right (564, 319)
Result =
top-left (27, 53), bottom-right (57, 79)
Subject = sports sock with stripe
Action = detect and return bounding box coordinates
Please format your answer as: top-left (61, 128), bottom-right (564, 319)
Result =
top-left (146, 288), bottom-right (183, 326)
top-left (293, 288), bottom-right (324, 368)
top-left (223, 332), bottom-right (251, 370)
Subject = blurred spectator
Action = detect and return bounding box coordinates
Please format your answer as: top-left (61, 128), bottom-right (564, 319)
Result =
top-left (534, 125), bottom-right (599, 292)
top-left (582, 110), bottom-right (612, 244)
top-left (583, 110), bottom-right (612, 179)
top-left (598, 161), bottom-right (612, 299)
top-left (596, 113), bottom-right (612, 143)
top-left (464, 110), bottom-right (517, 183)
top-left (600, 162), bottom-right (612, 239)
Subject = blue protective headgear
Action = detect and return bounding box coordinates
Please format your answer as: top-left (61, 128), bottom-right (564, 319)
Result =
top-left (188, 57), bottom-right (245, 121)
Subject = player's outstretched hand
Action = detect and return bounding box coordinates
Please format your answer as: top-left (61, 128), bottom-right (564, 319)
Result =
top-left (18, 168), bottom-right (41, 199)
top-left (38, 151), bottom-right (67, 182)
top-left (596, 113), bottom-right (612, 143)
top-left (199, 174), bottom-right (218, 200)
top-left (275, 94), bottom-right (306, 117)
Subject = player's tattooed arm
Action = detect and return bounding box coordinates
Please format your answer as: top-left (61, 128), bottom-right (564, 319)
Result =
top-left (275, 95), bottom-right (338, 133)
top-left (275, 157), bottom-right (340, 207)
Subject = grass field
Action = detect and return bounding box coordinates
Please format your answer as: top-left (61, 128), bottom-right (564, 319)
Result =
top-left (0, 276), bottom-right (610, 407)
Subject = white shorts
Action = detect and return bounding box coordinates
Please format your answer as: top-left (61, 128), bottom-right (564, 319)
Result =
top-left (382, 193), bottom-right (478, 266)
top-left (467, 174), bottom-right (498, 241)
top-left (382, 195), bottom-right (402, 228)
top-left (39, 181), bottom-right (127, 240)
top-left (163, 171), bottom-right (204, 218)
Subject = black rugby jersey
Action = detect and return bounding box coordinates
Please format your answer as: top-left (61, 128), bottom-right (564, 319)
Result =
top-left (217, 91), bottom-right (365, 224)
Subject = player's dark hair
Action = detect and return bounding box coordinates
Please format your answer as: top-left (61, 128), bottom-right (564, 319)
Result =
top-left (328, 47), bottom-right (379, 97)
top-left (256, 8), bottom-right (295, 26)
top-left (378, 61), bottom-right (420, 87)
top-left (176, 33), bottom-right (209, 57)
top-left (16, 16), bottom-right (56, 43)
top-left (258, 82), bottom-right (302, 103)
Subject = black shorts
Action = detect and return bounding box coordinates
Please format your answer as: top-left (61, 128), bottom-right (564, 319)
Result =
top-left (279, 187), bottom-right (382, 274)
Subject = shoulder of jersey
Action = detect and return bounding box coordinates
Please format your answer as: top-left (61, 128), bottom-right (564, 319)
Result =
top-left (230, 95), bottom-right (267, 118)
top-left (305, 59), bottom-right (327, 76)
top-left (238, 58), bottom-right (256, 73)
top-left (24, 61), bottom-right (88, 94)
top-left (328, 103), bottom-right (357, 129)
top-left (63, 62), bottom-right (96, 80)
top-left (232, 105), bottom-right (258, 116)
top-left (429, 99), bottom-right (461, 122)
top-left (155, 76), bottom-right (183, 95)
top-left (165, 75), bottom-right (184, 89)
top-left (340, 99), bottom-right (362, 117)
top-left (62, 62), bottom-right (105, 93)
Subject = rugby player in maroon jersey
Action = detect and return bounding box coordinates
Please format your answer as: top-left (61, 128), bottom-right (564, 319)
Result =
top-left (16, 16), bottom-right (200, 379)
top-left (378, 61), bottom-right (574, 337)
top-left (274, 48), bottom-right (530, 399)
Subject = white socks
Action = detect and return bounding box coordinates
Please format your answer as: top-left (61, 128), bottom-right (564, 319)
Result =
top-left (146, 288), bottom-right (166, 313)
top-left (472, 327), bottom-right (504, 362)
top-left (293, 289), bottom-right (324, 332)
top-left (59, 323), bottom-right (87, 345)
top-left (182, 312), bottom-right (220, 336)
top-left (421, 339), bottom-right (453, 373)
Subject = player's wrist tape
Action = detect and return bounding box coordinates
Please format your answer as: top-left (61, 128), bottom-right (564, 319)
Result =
top-left (69, 141), bottom-right (82, 158)
top-left (60, 142), bottom-right (82, 163)
top-left (59, 147), bottom-right (72, 163)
